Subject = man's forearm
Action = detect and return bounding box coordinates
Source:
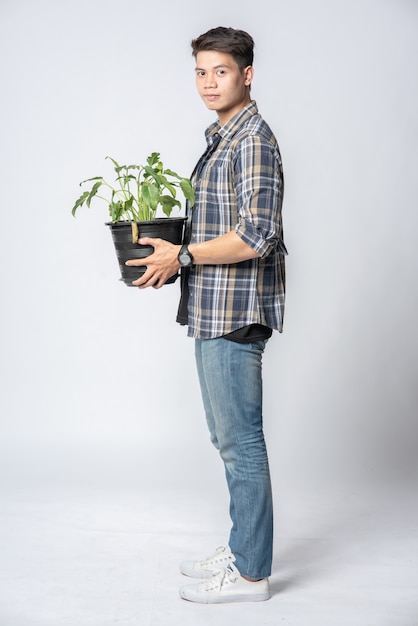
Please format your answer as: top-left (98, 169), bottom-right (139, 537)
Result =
top-left (189, 231), bottom-right (260, 265)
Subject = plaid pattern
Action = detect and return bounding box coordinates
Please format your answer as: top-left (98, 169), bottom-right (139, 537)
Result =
top-left (186, 101), bottom-right (286, 339)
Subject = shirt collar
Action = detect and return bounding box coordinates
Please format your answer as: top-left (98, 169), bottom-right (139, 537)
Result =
top-left (205, 100), bottom-right (259, 145)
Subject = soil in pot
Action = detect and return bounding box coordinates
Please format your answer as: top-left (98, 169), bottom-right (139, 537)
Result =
top-left (107, 217), bottom-right (187, 286)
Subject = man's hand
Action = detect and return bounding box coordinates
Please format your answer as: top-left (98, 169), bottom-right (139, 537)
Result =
top-left (125, 238), bottom-right (181, 289)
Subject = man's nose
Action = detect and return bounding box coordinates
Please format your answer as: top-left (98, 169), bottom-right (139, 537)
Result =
top-left (204, 73), bottom-right (217, 88)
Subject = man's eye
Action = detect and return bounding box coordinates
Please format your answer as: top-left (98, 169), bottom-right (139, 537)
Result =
top-left (197, 71), bottom-right (205, 77)
top-left (217, 70), bottom-right (225, 76)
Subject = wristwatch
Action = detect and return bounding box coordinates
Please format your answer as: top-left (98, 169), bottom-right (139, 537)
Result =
top-left (178, 244), bottom-right (194, 267)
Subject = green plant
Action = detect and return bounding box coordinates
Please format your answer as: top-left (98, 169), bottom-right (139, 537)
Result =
top-left (71, 152), bottom-right (195, 222)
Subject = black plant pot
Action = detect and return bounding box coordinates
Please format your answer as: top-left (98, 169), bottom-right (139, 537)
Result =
top-left (106, 217), bottom-right (187, 286)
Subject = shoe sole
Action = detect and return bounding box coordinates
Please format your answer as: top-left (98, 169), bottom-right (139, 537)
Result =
top-left (180, 589), bottom-right (271, 604)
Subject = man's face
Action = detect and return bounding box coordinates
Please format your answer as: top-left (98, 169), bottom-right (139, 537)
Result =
top-left (195, 50), bottom-right (253, 124)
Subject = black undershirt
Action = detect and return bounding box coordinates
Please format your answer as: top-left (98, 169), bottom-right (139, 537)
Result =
top-left (223, 323), bottom-right (272, 343)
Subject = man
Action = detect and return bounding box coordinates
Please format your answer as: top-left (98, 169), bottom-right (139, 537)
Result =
top-left (126, 26), bottom-right (286, 603)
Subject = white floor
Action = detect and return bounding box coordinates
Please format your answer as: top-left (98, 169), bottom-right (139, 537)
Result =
top-left (0, 454), bottom-right (417, 626)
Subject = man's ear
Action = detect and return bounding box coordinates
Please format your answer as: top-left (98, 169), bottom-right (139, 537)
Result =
top-left (243, 65), bottom-right (254, 86)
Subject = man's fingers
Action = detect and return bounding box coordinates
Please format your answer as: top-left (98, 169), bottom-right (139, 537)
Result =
top-left (138, 237), bottom-right (157, 246)
top-left (125, 258), bottom-right (148, 267)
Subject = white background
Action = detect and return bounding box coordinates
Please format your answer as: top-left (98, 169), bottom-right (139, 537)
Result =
top-left (0, 1), bottom-right (417, 623)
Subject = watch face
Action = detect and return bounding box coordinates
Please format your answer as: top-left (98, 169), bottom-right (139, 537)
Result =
top-left (178, 245), bottom-right (193, 267)
top-left (179, 252), bottom-right (192, 267)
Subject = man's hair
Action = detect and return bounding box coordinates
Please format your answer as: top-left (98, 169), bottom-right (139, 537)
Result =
top-left (191, 26), bottom-right (254, 71)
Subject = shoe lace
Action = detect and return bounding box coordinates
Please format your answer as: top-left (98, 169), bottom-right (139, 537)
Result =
top-left (200, 546), bottom-right (234, 568)
top-left (202, 563), bottom-right (240, 591)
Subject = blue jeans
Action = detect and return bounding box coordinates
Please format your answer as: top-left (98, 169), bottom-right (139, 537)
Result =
top-left (194, 337), bottom-right (273, 579)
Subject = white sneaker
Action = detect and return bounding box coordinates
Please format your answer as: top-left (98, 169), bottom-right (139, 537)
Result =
top-left (180, 562), bottom-right (271, 604)
top-left (180, 546), bottom-right (235, 579)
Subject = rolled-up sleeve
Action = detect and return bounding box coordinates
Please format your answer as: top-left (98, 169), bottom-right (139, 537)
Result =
top-left (234, 135), bottom-right (285, 258)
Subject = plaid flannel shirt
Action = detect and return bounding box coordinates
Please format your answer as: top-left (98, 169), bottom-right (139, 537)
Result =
top-left (185, 100), bottom-right (287, 339)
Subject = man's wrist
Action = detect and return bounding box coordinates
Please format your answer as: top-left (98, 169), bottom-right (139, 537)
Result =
top-left (177, 243), bottom-right (194, 267)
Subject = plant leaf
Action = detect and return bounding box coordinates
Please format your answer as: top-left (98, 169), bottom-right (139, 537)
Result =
top-left (80, 176), bottom-right (103, 185)
top-left (125, 164), bottom-right (141, 171)
top-left (164, 168), bottom-right (180, 179)
top-left (86, 181), bottom-right (103, 208)
top-left (142, 182), bottom-right (159, 210)
top-left (105, 156), bottom-right (121, 171)
top-left (71, 191), bottom-right (90, 216)
top-left (160, 195), bottom-right (180, 217)
top-left (109, 200), bottom-right (125, 222)
top-left (147, 152), bottom-right (161, 167)
top-left (143, 165), bottom-right (164, 184)
top-left (116, 174), bottom-right (137, 184)
top-left (180, 178), bottom-right (195, 205)
top-left (160, 176), bottom-right (177, 198)
top-left (124, 196), bottom-right (134, 213)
